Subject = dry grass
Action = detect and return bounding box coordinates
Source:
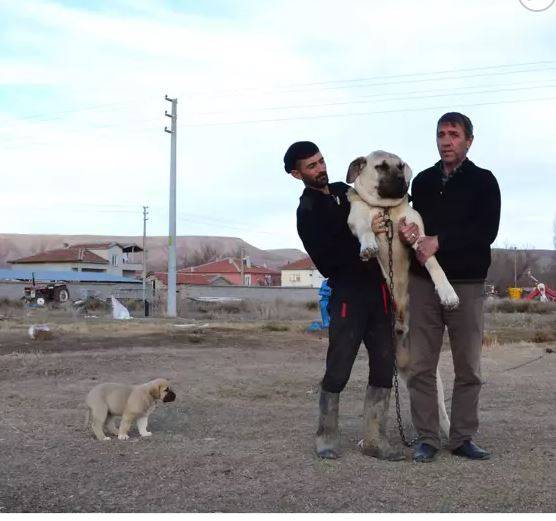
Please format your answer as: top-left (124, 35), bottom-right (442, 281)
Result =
top-left (485, 298), bottom-right (554, 314)
top-left (182, 298), bottom-right (318, 322)
top-left (531, 330), bottom-right (554, 343)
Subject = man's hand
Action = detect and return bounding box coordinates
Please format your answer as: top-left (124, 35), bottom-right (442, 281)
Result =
top-left (371, 212), bottom-right (388, 234)
top-left (398, 216), bottom-right (420, 245)
top-left (416, 235), bottom-right (439, 265)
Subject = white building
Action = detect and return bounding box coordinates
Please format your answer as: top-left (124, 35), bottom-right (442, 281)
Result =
top-left (280, 256), bottom-right (324, 288)
top-left (8, 242), bottom-right (143, 278)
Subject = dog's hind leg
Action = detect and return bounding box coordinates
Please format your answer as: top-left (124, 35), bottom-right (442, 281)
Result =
top-left (436, 366), bottom-right (451, 438)
top-left (105, 414), bottom-right (120, 436)
top-left (118, 413), bottom-right (135, 440)
top-left (90, 404), bottom-right (110, 441)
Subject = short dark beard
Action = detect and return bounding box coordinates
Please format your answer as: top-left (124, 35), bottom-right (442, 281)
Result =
top-left (304, 172), bottom-right (328, 190)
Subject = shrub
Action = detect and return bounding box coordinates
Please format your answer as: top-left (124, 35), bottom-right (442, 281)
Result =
top-left (262, 322), bottom-right (289, 332)
top-left (531, 330), bottom-right (554, 343)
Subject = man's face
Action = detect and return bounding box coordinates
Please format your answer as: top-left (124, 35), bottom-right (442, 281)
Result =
top-left (436, 122), bottom-right (473, 167)
top-left (291, 152), bottom-right (328, 190)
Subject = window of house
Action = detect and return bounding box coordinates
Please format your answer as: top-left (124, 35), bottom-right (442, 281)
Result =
top-left (289, 273), bottom-right (301, 282)
top-left (244, 274), bottom-right (251, 285)
top-left (111, 255), bottom-right (118, 266)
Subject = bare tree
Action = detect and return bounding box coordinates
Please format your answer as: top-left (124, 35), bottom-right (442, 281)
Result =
top-left (182, 245), bottom-right (221, 268)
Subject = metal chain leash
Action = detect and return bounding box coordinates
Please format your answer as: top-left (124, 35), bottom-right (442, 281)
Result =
top-left (383, 208), bottom-right (418, 448)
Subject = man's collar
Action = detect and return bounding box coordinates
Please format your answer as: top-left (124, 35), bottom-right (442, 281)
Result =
top-left (435, 157), bottom-right (471, 177)
top-left (302, 184), bottom-right (331, 197)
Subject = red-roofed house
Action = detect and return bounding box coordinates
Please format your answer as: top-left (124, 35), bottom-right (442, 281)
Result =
top-left (179, 257), bottom-right (280, 286)
top-left (280, 256), bottom-right (324, 287)
top-left (152, 272), bottom-right (233, 286)
top-left (8, 242), bottom-right (143, 277)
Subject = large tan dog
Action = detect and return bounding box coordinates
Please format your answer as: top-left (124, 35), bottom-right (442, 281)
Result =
top-left (346, 150), bottom-right (458, 437)
top-left (85, 378), bottom-right (176, 441)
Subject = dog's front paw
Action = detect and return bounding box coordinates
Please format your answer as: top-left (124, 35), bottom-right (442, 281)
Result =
top-left (103, 436), bottom-right (111, 441)
top-left (437, 285), bottom-right (459, 310)
top-left (360, 234), bottom-right (379, 260)
top-left (140, 431), bottom-right (152, 437)
top-left (118, 434), bottom-right (130, 440)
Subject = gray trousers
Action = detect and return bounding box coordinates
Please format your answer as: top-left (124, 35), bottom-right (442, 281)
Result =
top-left (407, 274), bottom-right (485, 450)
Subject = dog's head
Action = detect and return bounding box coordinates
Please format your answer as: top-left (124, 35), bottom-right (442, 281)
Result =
top-left (346, 150), bottom-right (412, 205)
top-left (149, 378), bottom-right (176, 402)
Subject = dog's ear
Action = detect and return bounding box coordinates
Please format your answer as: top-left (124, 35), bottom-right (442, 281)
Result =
top-left (347, 156), bottom-right (367, 183)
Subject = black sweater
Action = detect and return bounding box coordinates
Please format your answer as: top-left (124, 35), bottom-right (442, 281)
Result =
top-left (411, 158), bottom-right (501, 281)
top-left (296, 182), bottom-right (383, 288)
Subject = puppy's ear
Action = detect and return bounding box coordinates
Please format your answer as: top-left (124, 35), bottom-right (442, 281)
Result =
top-left (347, 156), bottom-right (367, 183)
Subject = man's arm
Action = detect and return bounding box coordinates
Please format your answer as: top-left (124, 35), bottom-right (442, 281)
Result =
top-left (297, 208), bottom-right (357, 278)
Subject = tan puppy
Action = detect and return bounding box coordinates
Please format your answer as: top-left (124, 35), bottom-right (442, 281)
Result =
top-left (347, 150), bottom-right (458, 438)
top-left (85, 378), bottom-right (176, 441)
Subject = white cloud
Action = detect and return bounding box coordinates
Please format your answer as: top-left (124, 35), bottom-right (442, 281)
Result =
top-left (0, 0), bottom-right (555, 250)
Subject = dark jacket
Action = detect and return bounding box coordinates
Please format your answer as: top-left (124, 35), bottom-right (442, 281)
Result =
top-left (296, 182), bottom-right (383, 288)
top-left (411, 158), bottom-right (501, 281)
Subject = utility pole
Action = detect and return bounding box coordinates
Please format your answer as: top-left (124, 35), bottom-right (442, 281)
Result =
top-left (513, 246), bottom-right (518, 288)
top-left (142, 205), bottom-right (149, 317)
top-left (240, 245), bottom-right (245, 285)
top-left (165, 95), bottom-right (178, 317)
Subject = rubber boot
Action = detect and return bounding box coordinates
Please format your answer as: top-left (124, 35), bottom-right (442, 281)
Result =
top-left (315, 388), bottom-right (340, 459)
top-left (360, 385), bottom-right (405, 461)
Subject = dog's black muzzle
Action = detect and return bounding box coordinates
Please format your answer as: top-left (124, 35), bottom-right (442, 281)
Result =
top-left (163, 389), bottom-right (176, 402)
top-left (377, 174), bottom-right (408, 199)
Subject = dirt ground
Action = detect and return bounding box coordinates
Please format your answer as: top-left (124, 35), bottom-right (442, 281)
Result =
top-left (0, 305), bottom-right (554, 513)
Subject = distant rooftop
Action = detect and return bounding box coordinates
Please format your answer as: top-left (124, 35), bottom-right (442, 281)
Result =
top-left (281, 256), bottom-right (316, 270)
top-left (0, 268), bottom-right (141, 283)
top-left (8, 248), bottom-right (108, 265)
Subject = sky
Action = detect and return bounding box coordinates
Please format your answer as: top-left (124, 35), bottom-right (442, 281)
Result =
top-left (1, 0), bottom-right (555, 252)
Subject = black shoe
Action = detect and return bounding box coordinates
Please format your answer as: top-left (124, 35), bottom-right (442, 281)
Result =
top-left (317, 448), bottom-right (339, 460)
top-left (451, 440), bottom-right (491, 460)
top-left (412, 442), bottom-right (438, 463)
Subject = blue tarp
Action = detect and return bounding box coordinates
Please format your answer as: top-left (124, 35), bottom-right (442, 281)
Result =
top-left (0, 268), bottom-right (141, 284)
top-left (308, 279), bottom-right (331, 331)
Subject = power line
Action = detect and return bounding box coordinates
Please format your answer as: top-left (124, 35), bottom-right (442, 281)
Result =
top-left (181, 60), bottom-right (556, 98)
top-left (1, 60), bottom-right (553, 126)
top-left (191, 82), bottom-right (556, 116)
top-left (184, 95), bottom-right (556, 128)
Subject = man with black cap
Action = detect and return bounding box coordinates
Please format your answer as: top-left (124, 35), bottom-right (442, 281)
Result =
top-left (284, 141), bottom-right (404, 461)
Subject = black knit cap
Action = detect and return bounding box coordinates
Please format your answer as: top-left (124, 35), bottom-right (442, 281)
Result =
top-left (283, 141), bottom-right (319, 173)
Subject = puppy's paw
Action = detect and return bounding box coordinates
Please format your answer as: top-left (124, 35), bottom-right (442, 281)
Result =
top-left (103, 436), bottom-right (111, 441)
top-left (437, 285), bottom-right (459, 310)
top-left (140, 431), bottom-right (152, 437)
top-left (118, 434), bottom-right (130, 440)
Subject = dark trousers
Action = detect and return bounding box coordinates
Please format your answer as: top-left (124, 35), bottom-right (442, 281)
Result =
top-left (407, 275), bottom-right (485, 449)
top-left (321, 280), bottom-right (395, 393)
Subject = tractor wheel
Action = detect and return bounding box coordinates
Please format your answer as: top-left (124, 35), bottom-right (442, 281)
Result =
top-left (55, 288), bottom-right (70, 303)
top-left (36, 297), bottom-right (46, 306)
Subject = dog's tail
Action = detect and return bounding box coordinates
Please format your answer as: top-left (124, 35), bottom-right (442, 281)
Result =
top-left (84, 407), bottom-right (91, 430)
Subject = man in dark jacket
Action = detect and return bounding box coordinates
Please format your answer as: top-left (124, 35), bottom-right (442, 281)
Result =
top-left (399, 113), bottom-right (501, 462)
top-left (284, 141), bottom-right (404, 461)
